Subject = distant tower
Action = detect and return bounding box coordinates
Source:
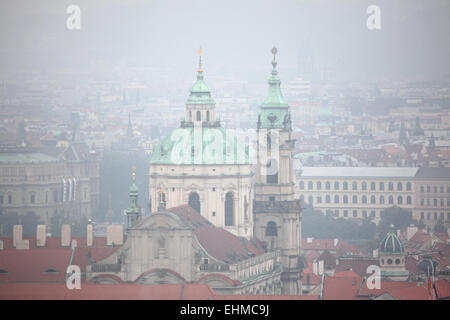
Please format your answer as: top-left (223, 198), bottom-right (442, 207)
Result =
top-left (428, 134), bottom-right (436, 151)
top-left (253, 47), bottom-right (303, 295)
top-left (378, 225), bottom-right (409, 281)
top-left (399, 120), bottom-right (408, 145)
top-left (125, 167), bottom-right (141, 229)
top-left (127, 112), bottom-right (133, 137)
top-left (107, 193), bottom-right (114, 223)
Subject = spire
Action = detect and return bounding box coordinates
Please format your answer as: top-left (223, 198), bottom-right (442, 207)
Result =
top-left (126, 166), bottom-right (140, 229)
top-left (198, 46), bottom-right (203, 73)
top-left (262, 47), bottom-right (288, 109)
top-left (127, 112), bottom-right (133, 137)
top-left (186, 47), bottom-right (214, 105)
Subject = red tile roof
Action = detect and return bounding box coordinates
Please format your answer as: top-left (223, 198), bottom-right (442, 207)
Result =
top-left (0, 236), bottom-right (122, 283)
top-left (0, 283), bottom-right (216, 300)
top-left (335, 258), bottom-right (379, 277)
top-left (169, 205), bottom-right (265, 263)
top-left (322, 272), bottom-right (362, 300)
top-left (434, 279), bottom-right (450, 299)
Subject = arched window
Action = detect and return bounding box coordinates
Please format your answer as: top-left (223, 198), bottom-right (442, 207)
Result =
top-left (397, 182), bottom-right (402, 191)
top-left (343, 182), bottom-right (348, 190)
top-left (265, 221), bottom-right (278, 236)
top-left (159, 192), bottom-right (167, 206)
top-left (362, 181), bottom-right (367, 190)
top-left (352, 181), bottom-right (357, 190)
top-left (371, 195), bottom-right (376, 204)
top-left (343, 195), bottom-right (348, 204)
top-left (188, 192), bottom-right (201, 213)
top-left (308, 196), bottom-right (313, 204)
top-left (389, 195), bottom-right (394, 204)
top-left (266, 159), bottom-right (278, 184)
top-left (388, 182), bottom-right (394, 191)
top-left (189, 111), bottom-right (192, 121)
top-left (308, 181), bottom-right (313, 190)
top-left (206, 110), bottom-right (210, 122)
top-left (267, 133), bottom-right (271, 151)
top-left (326, 195), bottom-right (331, 203)
top-left (317, 181), bottom-right (322, 190)
top-left (196, 110), bottom-right (201, 121)
top-left (406, 182), bottom-right (411, 191)
top-left (370, 182), bottom-right (376, 191)
top-left (299, 181), bottom-right (304, 189)
top-left (326, 181), bottom-right (330, 190)
top-left (398, 196), bottom-right (403, 205)
top-left (225, 192), bottom-right (234, 226)
top-left (406, 196), bottom-right (412, 204)
top-left (362, 195), bottom-right (367, 204)
top-left (380, 195), bottom-right (385, 204)
top-left (334, 195), bottom-right (339, 204)
top-left (380, 182), bottom-right (384, 191)
top-left (334, 182), bottom-right (339, 190)
top-left (352, 195), bottom-right (358, 204)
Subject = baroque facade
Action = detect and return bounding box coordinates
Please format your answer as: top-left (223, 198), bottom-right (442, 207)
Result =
top-left (87, 48), bottom-right (303, 295)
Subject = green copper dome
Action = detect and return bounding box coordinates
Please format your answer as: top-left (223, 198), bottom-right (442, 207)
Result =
top-left (379, 224), bottom-right (404, 254)
top-left (150, 127), bottom-right (250, 165)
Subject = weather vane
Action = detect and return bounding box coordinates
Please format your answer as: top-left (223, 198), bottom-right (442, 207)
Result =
top-left (132, 166), bottom-right (136, 181)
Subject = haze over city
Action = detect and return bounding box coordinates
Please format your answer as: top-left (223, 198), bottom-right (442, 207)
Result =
top-left (0, 0), bottom-right (449, 304)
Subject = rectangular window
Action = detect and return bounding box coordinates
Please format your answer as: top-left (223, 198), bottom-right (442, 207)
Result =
top-left (30, 194), bottom-right (35, 204)
top-left (353, 210), bottom-right (357, 217)
top-left (0, 195), bottom-right (3, 204)
top-left (420, 212), bottom-right (424, 220)
top-left (344, 210), bottom-right (348, 217)
top-left (8, 195), bottom-right (12, 204)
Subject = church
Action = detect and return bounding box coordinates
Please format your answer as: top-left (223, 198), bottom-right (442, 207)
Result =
top-left (87, 48), bottom-right (303, 295)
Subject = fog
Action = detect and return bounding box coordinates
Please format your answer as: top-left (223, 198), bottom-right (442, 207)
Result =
top-left (1, 0), bottom-right (449, 83)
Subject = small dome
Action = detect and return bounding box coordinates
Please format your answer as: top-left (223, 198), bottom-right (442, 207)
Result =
top-left (379, 224), bottom-right (404, 254)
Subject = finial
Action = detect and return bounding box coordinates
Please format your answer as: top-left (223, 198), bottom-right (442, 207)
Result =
top-left (271, 47), bottom-right (278, 68)
top-left (132, 166), bottom-right (136, 182)
top-left (198, 46), bottom-right (203, 72)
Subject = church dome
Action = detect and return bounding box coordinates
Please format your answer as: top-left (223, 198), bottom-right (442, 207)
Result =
top-left (379, 224), bottom-right (404, 254)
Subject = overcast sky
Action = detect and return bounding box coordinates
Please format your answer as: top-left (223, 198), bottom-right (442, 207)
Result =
top-left (0, 0), bottom-right (449, 82)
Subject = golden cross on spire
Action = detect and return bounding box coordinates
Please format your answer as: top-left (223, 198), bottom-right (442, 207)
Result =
top-left (198, 46), bottom-right (203, 72)
top-left (132, 166), bottom-right (136, 182)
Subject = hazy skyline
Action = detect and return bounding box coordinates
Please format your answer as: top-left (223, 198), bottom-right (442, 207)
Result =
top-left (0, 0), bottom-right (449, 83)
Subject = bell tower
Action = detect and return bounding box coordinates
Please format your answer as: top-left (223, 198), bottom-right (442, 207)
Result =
top-left (253, 47), bottom-right (303, 295)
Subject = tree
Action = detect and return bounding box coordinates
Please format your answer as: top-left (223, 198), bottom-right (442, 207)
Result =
top-left (377, 206), bottom-right (418, 241)
top-left (434, 219), bottom-right (446, 233)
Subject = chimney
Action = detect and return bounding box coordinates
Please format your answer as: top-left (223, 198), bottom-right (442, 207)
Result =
top-left (307, 237), bottom-right (313, 244)
top-left (313, 261), bottom-right (318, 275)
top-left (87, 224), bottom-right (93, 247)
top-left (36, 225), bottom-right (46, 247)
top-left (333, 238), bottom-right (339, 247)
top-left (373, 248), bottom-right (379, 258)
top-left (61, 224), bottom-right (71, 247)
top-left (16, 239), bottom-right (29, 250)
top-left (71, 239), bottom-right (77, 249)
top-left (106, 224), bottom-right (124, 246)
top-left (318, 260), bottom-right (324, 275)
top-left (13, 225), bottom-right (23, 248)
